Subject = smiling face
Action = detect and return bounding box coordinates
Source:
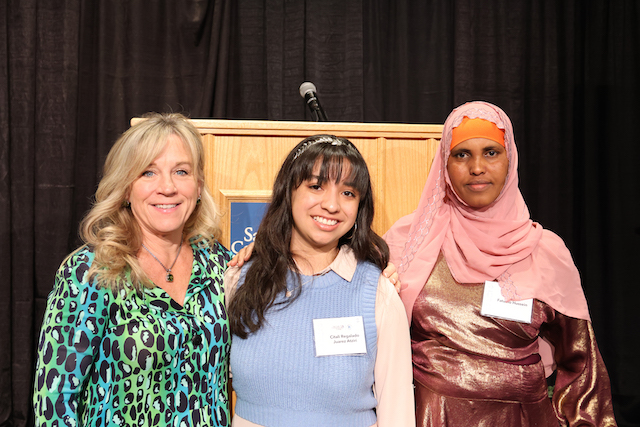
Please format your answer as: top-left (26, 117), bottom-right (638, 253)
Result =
top-left (128, 134), bottom-right (201, 242)
top-left (447, 137), bottom-right (509, 209)
top-left (290, 160), bottom-right (360, 257)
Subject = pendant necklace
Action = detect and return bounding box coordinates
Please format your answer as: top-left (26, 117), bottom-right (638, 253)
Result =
top-left (142, 238), bottom-right (183, 282)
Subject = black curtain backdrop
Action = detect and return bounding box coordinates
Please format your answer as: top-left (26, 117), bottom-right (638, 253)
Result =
top-left (1, 1), bottom-right (638, 426)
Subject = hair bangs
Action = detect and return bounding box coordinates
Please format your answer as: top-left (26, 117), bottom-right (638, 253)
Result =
top-left (290, 139), bottom-right (371, 197)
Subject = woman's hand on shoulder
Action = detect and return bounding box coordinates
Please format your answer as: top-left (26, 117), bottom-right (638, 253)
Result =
top-left (382, 262), bottom-right (401, 293)
top-left (227, 242), bottom-right (255, 267)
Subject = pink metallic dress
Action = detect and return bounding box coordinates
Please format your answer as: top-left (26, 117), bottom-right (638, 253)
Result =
top-left (411, 254), bottom-right (617, 426)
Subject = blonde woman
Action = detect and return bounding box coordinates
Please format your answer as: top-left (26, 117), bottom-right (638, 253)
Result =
top-left (33, 113), bottom-right (232, 426)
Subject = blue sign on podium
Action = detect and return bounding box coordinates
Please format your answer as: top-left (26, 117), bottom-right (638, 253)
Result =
top-left (229, 202), bottom-right (270, 254)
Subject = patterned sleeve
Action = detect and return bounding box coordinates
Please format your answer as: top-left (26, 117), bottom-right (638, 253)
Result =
top-left (542, 312), bottom-right (617, 426)
top-left (213, 240), bottom-right (233, 263)
top-left (33, 249), bottom-right (111, 426)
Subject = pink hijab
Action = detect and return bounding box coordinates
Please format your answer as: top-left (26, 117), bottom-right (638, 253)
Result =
top-left (384, 101), bottom-right (590, 323)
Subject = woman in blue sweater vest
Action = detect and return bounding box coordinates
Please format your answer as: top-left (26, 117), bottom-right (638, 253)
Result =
top-left (226, 135), bottom-right (415, 427)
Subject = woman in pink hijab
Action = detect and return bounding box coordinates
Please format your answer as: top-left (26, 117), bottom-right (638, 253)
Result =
top-left (384, 101), bottom-right (616, 426)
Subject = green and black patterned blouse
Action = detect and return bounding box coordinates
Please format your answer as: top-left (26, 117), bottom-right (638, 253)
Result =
top-left (33, 240), bottom-right (231, 427)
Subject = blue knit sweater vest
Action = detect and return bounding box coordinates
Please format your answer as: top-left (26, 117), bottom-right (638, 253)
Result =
top-left (231, 260), bottom-right (380, 427)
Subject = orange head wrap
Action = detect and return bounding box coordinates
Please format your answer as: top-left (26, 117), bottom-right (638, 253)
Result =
top-left (450, 117), bottom-right (505, 149)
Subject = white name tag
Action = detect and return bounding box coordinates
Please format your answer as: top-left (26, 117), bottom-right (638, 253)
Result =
top-left (481, 281), bottom-right (533, 324)
top-left (312, 316), bottom-right (367, 357)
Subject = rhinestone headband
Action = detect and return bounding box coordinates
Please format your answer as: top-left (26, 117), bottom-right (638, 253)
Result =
top-left (292, 136), bottom-right (345, 161)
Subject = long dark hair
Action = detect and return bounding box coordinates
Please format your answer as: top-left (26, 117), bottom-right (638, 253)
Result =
top-left (228, 135), bottom-right (389, 338)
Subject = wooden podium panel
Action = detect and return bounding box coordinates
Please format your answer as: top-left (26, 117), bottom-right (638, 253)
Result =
top-left (132, 118), bottom-right (443, 248)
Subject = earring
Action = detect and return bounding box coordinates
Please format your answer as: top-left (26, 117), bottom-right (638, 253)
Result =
top-left (196, 196), bottom-right (201, 205)
top-left (123, 200), bottom-right (131, 208)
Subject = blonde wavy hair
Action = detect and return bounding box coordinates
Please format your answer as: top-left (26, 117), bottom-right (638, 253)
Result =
top-left (78, 112), bottom-right (221, 292)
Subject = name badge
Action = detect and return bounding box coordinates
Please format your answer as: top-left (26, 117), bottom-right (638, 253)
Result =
top-left (481, 281), bottom-right (533, 324)
top-left (312, 316), bottom-right (367, 357)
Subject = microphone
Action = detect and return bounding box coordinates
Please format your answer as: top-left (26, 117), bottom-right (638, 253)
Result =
top-left (299, 82), bottom-right (328, 122)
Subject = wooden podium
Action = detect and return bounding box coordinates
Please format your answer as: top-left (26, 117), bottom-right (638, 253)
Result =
top-left (192, 119), bottom-right (442, 247)
top-left (132, 118), bottom-right (443, 248)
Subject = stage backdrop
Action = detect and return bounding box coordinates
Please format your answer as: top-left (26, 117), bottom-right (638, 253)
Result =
top-left (1, 1), bottom-right (638, 426)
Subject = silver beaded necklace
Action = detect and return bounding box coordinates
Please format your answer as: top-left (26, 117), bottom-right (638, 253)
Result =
top-left (141, 239), bottom-right (183, 282)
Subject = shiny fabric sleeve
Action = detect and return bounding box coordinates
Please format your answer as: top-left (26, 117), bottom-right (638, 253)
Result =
top-left (33, 252), bottom-right (110, 426)
top-left (542, 311), bottom-right (617, 426)
top-left (373, 275), bottom-right (416, 427)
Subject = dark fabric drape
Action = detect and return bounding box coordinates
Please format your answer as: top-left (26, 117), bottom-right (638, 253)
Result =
top-left (573, 2), bottom-right (640, 424)
top-left (1, 0), bottom-right (637, 426)
top-left (1, 1), bottom-right (82, 425)
top-left (227, 0), bottom-right (365, 120)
